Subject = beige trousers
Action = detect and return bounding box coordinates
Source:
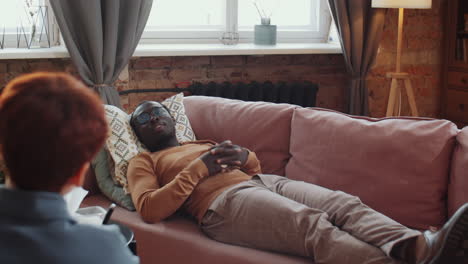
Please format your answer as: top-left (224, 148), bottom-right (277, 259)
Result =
top-left (201, 174), bottom-right (421, 264)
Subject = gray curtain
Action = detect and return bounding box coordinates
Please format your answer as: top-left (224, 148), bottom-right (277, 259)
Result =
top-left (50, 0), bottom-right (153, 107)
top-left (328, 0), bottom-right (386, 115)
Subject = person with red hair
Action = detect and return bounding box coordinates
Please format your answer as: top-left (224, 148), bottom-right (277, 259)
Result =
top-left (0, 72), bottom-right (138, 264)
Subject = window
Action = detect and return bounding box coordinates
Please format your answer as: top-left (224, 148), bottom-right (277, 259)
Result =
top-left (141, 0), bottom-right (332, 44)
top-left (142, 0), bottom-right (225, 42)
top-left (0, 0), bottom-right (59, 48)
top-left (0, 0), bottom-right (337, 55)
top-left (0, 1), bottom-right (20, 32)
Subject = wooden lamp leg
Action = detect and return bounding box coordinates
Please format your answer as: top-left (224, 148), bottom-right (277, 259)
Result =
top-left (404, 78), bottom-right (419, 116)
top-left (385, 9), bottom-right (420, 117)
top-left (386, 8), bottom-right (405, 117)
top-left (386, 73), bottom-right (419, 117)
top-left (386, 78), bottom-right (398, 117)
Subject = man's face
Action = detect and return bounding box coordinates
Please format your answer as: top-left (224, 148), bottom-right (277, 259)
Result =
top-left (131, 101), bottom-right (176, 149)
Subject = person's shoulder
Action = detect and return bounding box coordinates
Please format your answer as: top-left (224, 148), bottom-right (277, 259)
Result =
top-left (68, 224), bottom-right (139, 263)
top-left (0, 222), bottom-right (139, 264)
top-left (73, 221), bottom-right (120, 233)
top-left (69, 222), bottom-right (123, 242)
top-left (133, 151), bottom-right (152, 159)
top-left (129, 151), bottom-right (153, 165)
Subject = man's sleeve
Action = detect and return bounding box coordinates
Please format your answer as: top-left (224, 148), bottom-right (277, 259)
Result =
top-left (127, 153), bottom-right (209, 223)
top-left (241, 150), bottom-right (262, 176)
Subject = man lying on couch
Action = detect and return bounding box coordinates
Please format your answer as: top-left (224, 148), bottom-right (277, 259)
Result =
top-left (128, 100), bottom-right (468, 264)
top-left (0, 72), bottom-right (139, 264)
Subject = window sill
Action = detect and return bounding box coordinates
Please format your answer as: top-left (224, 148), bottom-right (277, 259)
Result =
top-left (134, 43), bottom-right (342, 56)
top-left (0, 46), bottom-right (69, 60)
top-left (0, 42), bottom-right (342, 60)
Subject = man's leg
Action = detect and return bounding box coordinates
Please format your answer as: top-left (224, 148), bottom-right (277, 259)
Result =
top-left (201, 179), bottom-right (400, 264)
top-left (255, 174), bottom-right (421, 257)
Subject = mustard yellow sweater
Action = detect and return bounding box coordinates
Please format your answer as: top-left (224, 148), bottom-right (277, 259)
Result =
top-left (127, 140), bottom-right (261, 223)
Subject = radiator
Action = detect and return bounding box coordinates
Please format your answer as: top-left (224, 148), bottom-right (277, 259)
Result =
top-left (188, 81), bottom-right (318, 107)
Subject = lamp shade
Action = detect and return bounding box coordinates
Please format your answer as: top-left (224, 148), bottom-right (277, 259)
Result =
top-left (371, 0), bottom-right (431, 9)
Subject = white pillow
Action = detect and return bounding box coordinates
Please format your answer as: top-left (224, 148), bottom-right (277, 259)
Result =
top-left (104, 93), bottom-right (196, 192)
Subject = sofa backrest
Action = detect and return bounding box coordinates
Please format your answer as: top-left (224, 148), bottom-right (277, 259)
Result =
top-left (183, 96), bottom-right (296, 176)
top-left (448, 126), bottom-right (468, 217)
top-left (285, 108), bottom-right (459, 230)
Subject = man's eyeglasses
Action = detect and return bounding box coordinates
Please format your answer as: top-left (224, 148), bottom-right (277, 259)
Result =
top-left (135, 107), bottom-right (171, 125)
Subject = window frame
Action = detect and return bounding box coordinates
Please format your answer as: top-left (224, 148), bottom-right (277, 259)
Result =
top-left (0, 0), bottom-right (336, 51)
top-left (140, 0), bottom-right (332, 44)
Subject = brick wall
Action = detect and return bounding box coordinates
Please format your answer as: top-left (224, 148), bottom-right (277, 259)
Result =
top-left (0, 55), bottom-right (348, 114)
top-left (0, 0), bottom-right (446, 117)
top-left (0, 59), bottom-right (75, 86)
top-left (122, 54), bottom-right (347, 112)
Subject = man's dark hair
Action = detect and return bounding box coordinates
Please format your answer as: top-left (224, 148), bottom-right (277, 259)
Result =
top-left (0, 72), bottom-right (108, 192)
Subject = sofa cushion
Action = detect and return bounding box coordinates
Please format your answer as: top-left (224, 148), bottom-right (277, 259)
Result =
top-left (82, 194), bottom-right (310, 264)
top-left (183, 96), bottom-right (296, 175)
top-left (285, 108), bottom-right (458, 230)
top-left (448, 126), bottom-right (468, 217)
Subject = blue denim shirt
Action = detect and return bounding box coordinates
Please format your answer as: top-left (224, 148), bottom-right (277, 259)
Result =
top-left (0, 186), bottom-right (139, 264)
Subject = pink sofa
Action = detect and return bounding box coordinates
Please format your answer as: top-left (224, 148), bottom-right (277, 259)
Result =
top-left (82, 95), bottom-right (468, 264)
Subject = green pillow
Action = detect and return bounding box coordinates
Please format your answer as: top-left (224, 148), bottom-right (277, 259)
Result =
top-left (91, 148), bottom-right (135, 211)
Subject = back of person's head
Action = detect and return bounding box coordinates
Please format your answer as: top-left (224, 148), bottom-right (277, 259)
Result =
top-left (0, 72), bottom-right (108, 192)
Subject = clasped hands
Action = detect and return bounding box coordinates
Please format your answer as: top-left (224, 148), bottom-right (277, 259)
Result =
top-left (200, 140), bottom-right (248, 176)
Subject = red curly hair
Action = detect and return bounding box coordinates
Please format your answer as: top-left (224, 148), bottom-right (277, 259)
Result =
top-left (0, 72), bottom-right (108, 192)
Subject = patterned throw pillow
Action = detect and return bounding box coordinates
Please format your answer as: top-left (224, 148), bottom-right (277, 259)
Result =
top-left (104, 93), bottom-right (196, 192)
top-left (162, 93), bottom-right (196, 142)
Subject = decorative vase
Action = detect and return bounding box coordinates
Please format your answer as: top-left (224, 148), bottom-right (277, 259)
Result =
top-left (220, 31), bottom-right (239, 45)
top-left (17, 5), bottom-right (50, 49)
top-left (254, 18), bottom-right (276, 45)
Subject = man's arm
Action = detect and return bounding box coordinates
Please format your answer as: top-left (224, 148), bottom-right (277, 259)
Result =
top-left (209, 140), bottom-right (262, 176)
top-left (127, 153), bottom-right (208, 223)
top-left (240, 150), bottom-right (262, 176)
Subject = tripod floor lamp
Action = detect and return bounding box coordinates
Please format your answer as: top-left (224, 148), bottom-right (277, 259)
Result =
top-left (371, 0), bottom-right (432, 117)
